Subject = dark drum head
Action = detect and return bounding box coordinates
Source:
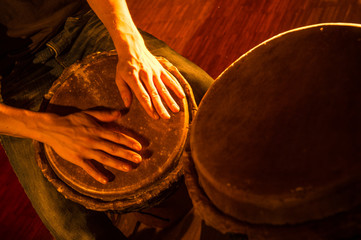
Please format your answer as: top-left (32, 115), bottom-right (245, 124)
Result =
top-left (35, 51), bottom-right (189, 211)
top-left (186, 23), bottom-right (361, 239)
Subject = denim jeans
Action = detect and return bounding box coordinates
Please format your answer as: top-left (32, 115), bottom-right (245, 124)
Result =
top-left (0, 10), bottom-right (213, 240)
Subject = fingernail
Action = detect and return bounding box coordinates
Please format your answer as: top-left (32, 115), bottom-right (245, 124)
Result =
top-left (163, 112), bottom-right (171, 119)
top-left (173, 103), bottom-right (180, 112)
top-left (133, 154), bottom-right (142, 163)
top-left (134, 143), bottom-right (142, 151)
top-left (123, 97), bottom-right (130, 107)
top-left (123, 165), bottom-right (130, 171)
top-left (101, 178), bottom-right (108, 184)
top-left (112, 110), bottom-right (120, 116)
top-left (153, 112), bottom-right (159, 119)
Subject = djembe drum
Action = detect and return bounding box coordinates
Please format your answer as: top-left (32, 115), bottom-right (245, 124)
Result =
top-left (34, 50), bottom-right (197, 215)
top-left (184, 23), bottom-right (361, 239)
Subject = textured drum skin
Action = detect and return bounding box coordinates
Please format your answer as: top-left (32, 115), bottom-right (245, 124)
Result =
top-left (35, 51), bottom-right (190, 211)
top-left (189, 22), bottom-right (361, 231)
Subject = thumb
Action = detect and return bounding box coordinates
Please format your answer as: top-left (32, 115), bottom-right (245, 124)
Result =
top-left (84, 110), bottom-right (121, 122)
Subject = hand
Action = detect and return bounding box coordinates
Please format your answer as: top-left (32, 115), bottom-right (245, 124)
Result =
top-left (115, 39), bottom-right (186, 120)
top-left (86, 0), bottom-right (185, 119)
top-left (40, 109), bottom-right (142, 184)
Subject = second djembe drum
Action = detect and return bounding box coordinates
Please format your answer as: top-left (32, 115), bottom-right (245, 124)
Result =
top-left (185, 23), bottom-right (361, 239)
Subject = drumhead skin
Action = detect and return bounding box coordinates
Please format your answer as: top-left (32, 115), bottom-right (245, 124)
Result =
top-left (36, 51), bottom-right (189, 210)
top-left (189, 22), bottom-right (361, 231)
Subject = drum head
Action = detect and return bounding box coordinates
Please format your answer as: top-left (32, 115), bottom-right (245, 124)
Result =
top-left (36, 51), bottom-right (189, 210)
top-left (188, 23), bottom-right (361, 236)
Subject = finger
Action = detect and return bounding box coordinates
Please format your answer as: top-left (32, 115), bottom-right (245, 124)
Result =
top-left (97, 130), bottom-right (142, 151)
top-left (140, 70), bottom-right (170, 119)
top-left (154, 76), bottom-right (180, 113)
top-left (161, 69), bottom-right (186, 99)
top-left (91, 150), bottom-right (137, 172)
top-left (93, 140), bottom-right (142, 164)
top-left (125, 70), bottom-right (159, 119)
top-left (84, 110), bottom-right (121, 122)
top-left (78, 158), bottom-right (109, 184)
top-left (156, 57), bottom-right (186, 99)
top-left (116, 76), bottom-right (132, 108)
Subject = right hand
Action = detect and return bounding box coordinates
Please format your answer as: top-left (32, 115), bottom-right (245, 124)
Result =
top-left (115, 41), bottom-right (185, 120)
top-left (40, 109), bottom-right (142, 184)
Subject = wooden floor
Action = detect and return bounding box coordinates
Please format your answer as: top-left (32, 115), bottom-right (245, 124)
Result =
top-left (1, 0), bottom-right (361, 239)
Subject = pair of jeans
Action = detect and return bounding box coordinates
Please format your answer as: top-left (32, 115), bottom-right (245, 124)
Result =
top-left (0, 10), bottom-right (213, 240)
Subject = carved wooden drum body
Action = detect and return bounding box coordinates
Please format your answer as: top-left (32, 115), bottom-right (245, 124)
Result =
top-left (35, 51), bottom-right (192, 212)
top-left (185, 23), bottom-right (361, 239)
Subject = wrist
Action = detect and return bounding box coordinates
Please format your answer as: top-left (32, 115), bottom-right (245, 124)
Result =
top-left (112, 28), bottom-right (145, 55)
top-left (27, 112), bottom-right (59, 143)
top-left (10, 108), bottom-right (58, 143)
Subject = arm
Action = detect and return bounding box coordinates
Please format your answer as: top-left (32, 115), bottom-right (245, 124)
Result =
top-left (0, 103), bottom-right (142, 183)
top-left (86, 0), bottom-right (185, 119)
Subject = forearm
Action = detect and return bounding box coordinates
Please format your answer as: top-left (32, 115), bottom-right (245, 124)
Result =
top-left (0, 103), bottom-right (52, 141)
top-left (86, 0), bottom-right (143, 54)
